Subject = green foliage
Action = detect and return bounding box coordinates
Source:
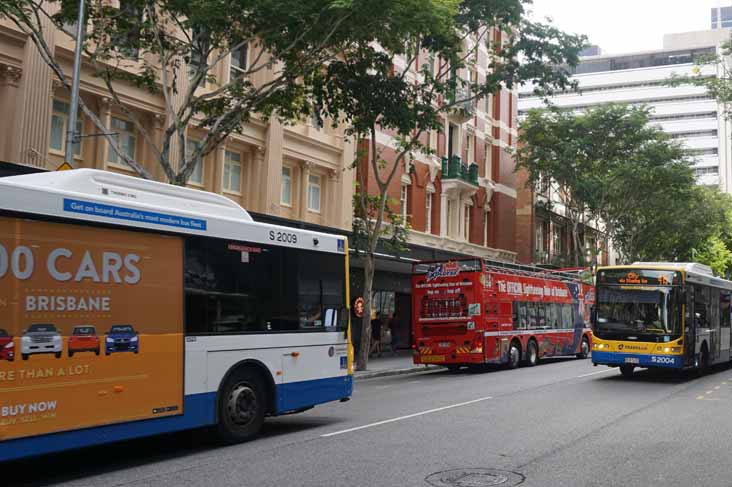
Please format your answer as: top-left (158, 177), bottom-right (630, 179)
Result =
top-left (694, 235), bottom-right (732, 278)
top-left (517, 103), bottom-right (711, 263)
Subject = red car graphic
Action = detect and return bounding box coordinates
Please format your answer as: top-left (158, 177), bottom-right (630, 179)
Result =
top-left (0, 329), bottom-right (14, 361)
top-left (68, 325), bottom-right (100, 357)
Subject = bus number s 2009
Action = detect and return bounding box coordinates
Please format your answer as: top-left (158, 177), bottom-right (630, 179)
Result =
top-left (269, 231), bottom-right (297, 244)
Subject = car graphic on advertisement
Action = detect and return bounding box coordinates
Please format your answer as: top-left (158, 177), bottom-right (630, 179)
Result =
top-left (0, 329), bottom-right (15, 361)
top-left (68, 325), bottom-right (100, 357)
top-left (21, 324), bottom-right (62, 360)
top-left (105, 325), bottom-right (139, 355)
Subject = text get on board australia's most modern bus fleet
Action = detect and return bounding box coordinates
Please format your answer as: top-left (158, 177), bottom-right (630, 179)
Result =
top-left (591, 263), bottom-right (732, 376)
top-left (0, 169), bottom-right (353, 462)
top-left (411, 259), bottom-right (595, 370)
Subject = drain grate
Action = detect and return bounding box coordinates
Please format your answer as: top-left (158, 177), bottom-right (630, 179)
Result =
top-left (425, 468), bottom-right (525, 487)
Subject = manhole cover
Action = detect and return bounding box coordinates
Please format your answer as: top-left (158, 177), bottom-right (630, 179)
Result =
top-left (425, 468), bottom-right (525, 487)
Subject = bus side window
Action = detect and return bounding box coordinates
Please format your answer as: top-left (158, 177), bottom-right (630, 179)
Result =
top-left (547, 303), bottom-right (558, 329)
top-left (721, 291), bottom-right (731, 328)
top-left (528, 302), bottom-right (538, 328)
top-left (512, 301), bottom-right (520, 327)
top-left (518, 302), bottom-right (528, 329)
top-left (537, 303), bottom-right (546, 328)
top-left (562, 304), bottom-right (573, 329)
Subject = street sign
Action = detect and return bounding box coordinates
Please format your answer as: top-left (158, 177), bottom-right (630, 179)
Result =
top-left (56, 162), bottom-right (73, 171)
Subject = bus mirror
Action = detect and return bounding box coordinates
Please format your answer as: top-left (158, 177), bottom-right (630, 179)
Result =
top-left (590, 306), bottom-right (597, 325)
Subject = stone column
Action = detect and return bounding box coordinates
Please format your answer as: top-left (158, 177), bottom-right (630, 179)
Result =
top-left (17, 16), bottom-right (55, 168)
top-left (0, 64), bottom-right (23, 163)
top-left (250, 146), bottom-right (265, 212)
top-left (97, 97), bottom-right (112, 170)
top-left (440, 192), bottom-right (448, 238)
top-left (457, 196), bottom-right (464, 241)
top-left (213, 144), bottom-right (225, 194)
top-left (299, 162), bottom-right (312, 220)
top-left (261, 119), bottom-right (284, 214)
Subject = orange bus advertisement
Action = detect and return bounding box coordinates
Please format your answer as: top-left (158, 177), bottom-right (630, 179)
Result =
top-left (0, 217), bottom-right (184, 441)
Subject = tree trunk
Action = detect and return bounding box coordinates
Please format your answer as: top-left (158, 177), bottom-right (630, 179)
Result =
top-left (356, 252), bottom-right (376, 371)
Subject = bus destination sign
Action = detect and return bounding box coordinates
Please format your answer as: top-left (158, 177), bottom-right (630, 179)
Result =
top-left (598, 269), bottom-right (679, 286)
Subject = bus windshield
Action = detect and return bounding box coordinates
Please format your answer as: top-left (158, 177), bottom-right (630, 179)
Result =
top-left (595, 286), bottom-right (681, 339)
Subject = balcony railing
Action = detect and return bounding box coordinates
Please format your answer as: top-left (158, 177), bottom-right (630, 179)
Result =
top-left (441, 155), bottom-right (479, 185)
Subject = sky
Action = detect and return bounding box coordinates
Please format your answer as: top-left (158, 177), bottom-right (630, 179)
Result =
top-left (528, 0), bottom-right (723, 55)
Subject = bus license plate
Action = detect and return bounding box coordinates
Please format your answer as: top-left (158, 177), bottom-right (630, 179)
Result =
top-left (625, 357), bottom-right (640, 364)
top-left (438, 342), bottom-right (451, 348)
top-left (421, 355), bottom-right (445, 363)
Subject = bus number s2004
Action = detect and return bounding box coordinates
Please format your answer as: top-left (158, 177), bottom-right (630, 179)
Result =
top-left (269, 231), bottom-right (297, 244)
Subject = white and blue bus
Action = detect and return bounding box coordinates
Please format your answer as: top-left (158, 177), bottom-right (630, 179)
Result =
top-left (0, 169), bottom-right (352, 461)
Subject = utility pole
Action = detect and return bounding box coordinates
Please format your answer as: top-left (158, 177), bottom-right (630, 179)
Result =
top-left (65, 0), bottom-right (86, 167)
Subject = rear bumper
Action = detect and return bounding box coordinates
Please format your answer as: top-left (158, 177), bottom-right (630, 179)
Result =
top-left (592, 351), bottom-right (683, 369)
top-left (413, 351), bottom-right (486, 365)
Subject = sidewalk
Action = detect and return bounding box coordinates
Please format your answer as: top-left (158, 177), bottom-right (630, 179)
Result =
top-left (353, 349), bottom-right (441, 380)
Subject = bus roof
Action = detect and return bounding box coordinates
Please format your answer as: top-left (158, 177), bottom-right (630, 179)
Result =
top-left (0, 169), bottom-right (347, 255)
top-left (598, 263), bottom-right (732, 290)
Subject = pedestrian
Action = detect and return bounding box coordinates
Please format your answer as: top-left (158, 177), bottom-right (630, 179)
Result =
top-left (389, 313), bottom-right (400, 355)
top-left (370, 315), bottom-right (382, 357)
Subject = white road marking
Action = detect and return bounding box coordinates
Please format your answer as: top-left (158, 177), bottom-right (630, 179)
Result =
top-left (320, 396), bottom-right (493, 438)
top-left (577, 368), bottom-right (616, 378)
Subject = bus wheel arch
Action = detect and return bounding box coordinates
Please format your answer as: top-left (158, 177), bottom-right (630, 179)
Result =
top-left (508, 339), bottom-right (521, 369)
top-left (576, 335), bottom-right (590, 359)
top-left (214, 360), bottom-right (276, 444)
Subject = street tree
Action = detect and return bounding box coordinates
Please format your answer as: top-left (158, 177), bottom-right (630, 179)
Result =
top-left (313, 0), bottom-right (586, 370)
top-left (0, 0), bottom-right (381, 184)
top-left (517, 103), bottom-right (698, 264)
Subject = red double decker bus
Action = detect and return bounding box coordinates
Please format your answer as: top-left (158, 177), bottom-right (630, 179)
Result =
top-left (412, 259), bottom-right (594, 370)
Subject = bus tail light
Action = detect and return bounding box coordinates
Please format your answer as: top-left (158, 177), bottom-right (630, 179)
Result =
top-left (471, 335), bottom-right (484, 353)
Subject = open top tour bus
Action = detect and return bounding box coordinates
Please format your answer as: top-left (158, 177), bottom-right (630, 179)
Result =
top-left (412, 259), bottom-right (594, 371)
top-left (0, 169), bottom-right (353, 461)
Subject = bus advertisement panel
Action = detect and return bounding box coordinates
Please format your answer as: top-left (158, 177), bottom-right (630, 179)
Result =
top-left (0, 217), bottom-right (183, 441)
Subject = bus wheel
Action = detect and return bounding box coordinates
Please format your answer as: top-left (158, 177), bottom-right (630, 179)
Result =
top-left (576, 337), bottom-right (590, 359)
top-left (216, 368), bottom-right (267, 444)
top-left (508, 341), bottom-right (521, 369)
top-left (697, 345), bottom-right (710, 377)
top-left (619, 365), bottom-right (634, 378)
top-left (525, 340), bottom-right (538, 367)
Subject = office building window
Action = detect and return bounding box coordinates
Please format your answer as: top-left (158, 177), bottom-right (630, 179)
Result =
top-left (281, 166), bottom-right (292, 206)
top-left (186, 139), bottom-right (204, 185)
top-left (49, 100), bottom-right (82, 156)
top-left (230, 44), bottom-right (248, 80)
top-left (223, 150), bottom-right (242, 193)
top-left (107, 117), bottom-right (137, 165)
top-left (307, 174), bottom-right (321, 212)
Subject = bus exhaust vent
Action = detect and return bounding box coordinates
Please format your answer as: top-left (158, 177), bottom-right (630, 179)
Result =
top-left (425, 468), bottom-right (525, 487)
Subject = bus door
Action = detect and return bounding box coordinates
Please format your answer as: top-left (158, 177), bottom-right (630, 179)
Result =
top-left (720, 290), bottom-right (731, 362)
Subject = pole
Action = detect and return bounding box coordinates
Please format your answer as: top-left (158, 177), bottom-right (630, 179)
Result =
top-left (65, 0), bottom-right (86, 167)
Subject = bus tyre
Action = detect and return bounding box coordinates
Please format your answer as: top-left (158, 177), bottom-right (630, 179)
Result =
top-left (216, 369), bottom-right (267, 444)
top-left (620, 365), bottom-right (634, 378)
top-left (576, 337), bottom-right (590, 359)
top-left (697, 346), bottom-right (710, 377)
top-left (525, 340), bottom-right (538, 367)
top-left (508, 341), bottom-right (521, 369)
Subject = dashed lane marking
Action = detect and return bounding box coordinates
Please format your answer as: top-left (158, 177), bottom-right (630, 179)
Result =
top-left (577, 368), bottom-right (616, 378)
top-left (320, 396), bottom-right (493, 437)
